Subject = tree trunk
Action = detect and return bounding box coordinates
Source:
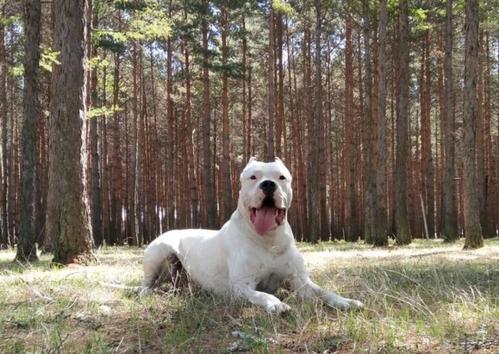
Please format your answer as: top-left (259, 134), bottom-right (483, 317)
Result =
top-left (483, 31), bottom-right (496, 237)
top-left (129, 43), bottom-right (138, 245)
top-left (389, 57), bottom-right (396, 236)
top-left (34, 74), bottom-right (48, 248)
top-left (48, 0), bottom-right (93, 264)
top-left (182, 23), bottom-right (198, 228)
top-left (9, 113), bottom-right (18, 243)
top-left (99, 54), bottom-right (110, 245)
top-left (166, 20), bottom-right (174, 230)
top-left (88, 0), bottom-right (102, 247)
top-left (395, 0), bottom-right (411, 245)
top-left (309, 0), bottom-right (321, 243)
top-left (373, 0), bottom-right (388, 246)
top-left (0, 17), bottom-right (9, 247)
top-left (356, 31), bottom-right (364, 239)
top-left (303, 27), bottom-right (311, 237)
top-left (343, 15), bottom-right (358, 242)
top-left (247, 66), bottom-right (253, 159)
top-left (476, 31), bottom-right (485, 236)
top-left (436, 28), bottom-right (445, 237)
top-left (421, 31), bottom-right (434, 238)
top-left (221, 3), bottom-right (232, 221)
top-left (362, 0), bottom-right (375, 242)
top-left (201, 1), bottom-right (217, 228)
top-left (462, 0), bottom-right (483, 249)
top-left (110, 52), bottom-right (122, 244)
top-left (136, 45), bottom-right (145, 242)
top-left (242, 15), bottom-right (248, 163)
top-left (276, 13), bottom-right (284, 158)
top-left (443, 0), bottom-right (458, 241)
top-left (267, 4), bottom-right (275, 159)
top-left (17, 0), bottom-right (41, 262)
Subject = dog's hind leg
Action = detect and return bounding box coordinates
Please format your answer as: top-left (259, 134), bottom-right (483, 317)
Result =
top-left (142, 241), bottom-right (178, 290)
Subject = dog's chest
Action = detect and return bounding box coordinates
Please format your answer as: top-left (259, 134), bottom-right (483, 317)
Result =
top-left (256, 271), bottom-right (283, 293)
top-left (252, 250), bottom-right (291, 281)
top-left (254, 252), bottom-right (295, 293)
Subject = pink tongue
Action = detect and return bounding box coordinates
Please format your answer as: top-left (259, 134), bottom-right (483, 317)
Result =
top-left (253, 208), bottom-right (277, 235)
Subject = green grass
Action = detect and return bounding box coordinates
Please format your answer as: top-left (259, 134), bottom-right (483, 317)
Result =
top-left (1, 239), bottom-right (498, 353)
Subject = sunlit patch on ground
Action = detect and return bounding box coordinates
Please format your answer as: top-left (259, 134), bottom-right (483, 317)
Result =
top-left (1, 238), bottom-right (498, 353)
top-left (299, 238), bottom-right (499, 271)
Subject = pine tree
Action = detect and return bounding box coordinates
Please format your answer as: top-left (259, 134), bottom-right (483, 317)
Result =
top-left (16, 0), bottom-right (41, 262)
top-left (462, 0), bottom-right (483, 249)
top-left (395, 0), bottom-right (412, 245)
top-left (373, 0), bottom-right (388, 246)
top-left (47, 0), bottom-right (93, 264)
top-left (442, 0), bottom-right (458, 242)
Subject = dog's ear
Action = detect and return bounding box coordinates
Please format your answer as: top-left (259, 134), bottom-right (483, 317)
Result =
top-left (274, 157), bottom-right (282, 163)
top-left (241, 156), bottom-right (258, 182)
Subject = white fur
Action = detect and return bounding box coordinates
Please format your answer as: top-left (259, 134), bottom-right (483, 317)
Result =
top-left (142, 158), bottom-right (363, 314)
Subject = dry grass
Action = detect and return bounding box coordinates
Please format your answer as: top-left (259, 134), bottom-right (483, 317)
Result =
top-left (0, 238), bottom-right (498, 353)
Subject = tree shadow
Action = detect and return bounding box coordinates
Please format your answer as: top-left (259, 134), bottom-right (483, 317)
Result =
top-left (0, 256), bottom-right (53, 274)
top-left (312, 256), bottom-right (499, 307)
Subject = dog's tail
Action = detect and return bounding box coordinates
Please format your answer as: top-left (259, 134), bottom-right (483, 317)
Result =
top-left (142, 240), bottom-right (179, 289)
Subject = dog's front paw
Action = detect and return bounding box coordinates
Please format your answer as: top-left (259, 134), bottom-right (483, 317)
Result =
top-left (265, 301), bottom-right (291, 315)
top-left (326, 296), bottom-right (364, 311)
top-left (347, 299), bottom-right (364, 310)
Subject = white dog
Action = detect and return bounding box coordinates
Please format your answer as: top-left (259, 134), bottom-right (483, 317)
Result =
top-left (142, 158), bottom-right (363, 314)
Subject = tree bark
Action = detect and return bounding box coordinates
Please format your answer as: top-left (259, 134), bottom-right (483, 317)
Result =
top-left (436, 27), bottom-right (445, 237)
top-left (98, 54), bottom-right (110, 246)
top-left (0, 15), bottom-right (9, 247)
top-left (395, 0), bottom-right (411, 245)
top-left (442, 0), bottom-right (458, 241)
top-left (421, 31), bottom-right (434, 238)
top-left (166, 12), bottom-right (174, 230)
top-left (267, 4), bottom-right (275, 159)
top-left (88, 0), bottom-right (102, 247)
top-left (343, 15), bottom-right (358, 242)
top-left (17, 0), bottom-right (41, 262)
top-left (373, 0), bottom-right (388, 246)
top-left (476, 30), bottom-right (485, 236)
top-left (128, 43), bottom-right (138, 245)
top-left (110, 51), bottom-right (122, 244)
top-left (182, 20), bottom-right (198, 228)
top-left (303, 26), bottom-right (311, 237)
top-left (47, 0), bottom-right (93, 264)
top-left (309, 0), bottom-right (322, 243)
top-left (276, 13), bottom-right (284, 158)
top-left (221, 3), bottom-right (232, 221)
top-left (201, 1), bottom-right (217, 228)
top-left (362, 0), bottom-right (375, 242)
top-left (242, 15), bottom-right (248, 163)
top-left (482, 31), bottom-right (495, 237)
top-left (462, 0), bottom-right (483, 249)
top-left (136, 45), bottom-right (145, 242)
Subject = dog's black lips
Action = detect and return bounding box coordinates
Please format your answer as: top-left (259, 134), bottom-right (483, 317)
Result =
top-left (261, 196), bottom-right (276, 208)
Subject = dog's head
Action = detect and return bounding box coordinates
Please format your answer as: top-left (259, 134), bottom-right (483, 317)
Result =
top-left (238, 157), bottom-right (293, 236)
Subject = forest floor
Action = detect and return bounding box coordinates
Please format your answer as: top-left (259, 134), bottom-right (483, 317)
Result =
top-left (0, 238), bottom-right (498, 353)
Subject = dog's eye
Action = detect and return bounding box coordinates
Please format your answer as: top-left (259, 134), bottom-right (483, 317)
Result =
top-left (279, 175), bottom-right (286, 180)
top-left (250, 175), bottom-right (256, 180)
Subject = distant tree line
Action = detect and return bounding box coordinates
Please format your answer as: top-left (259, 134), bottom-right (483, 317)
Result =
top-left (0, 0), bottom-right (496, 263)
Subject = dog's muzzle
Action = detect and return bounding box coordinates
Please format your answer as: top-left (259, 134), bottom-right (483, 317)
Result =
top-left (249, 188), bottom-right (286, 235)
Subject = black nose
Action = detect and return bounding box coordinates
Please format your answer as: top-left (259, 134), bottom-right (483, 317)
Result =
top-left (260, 180), bottom-right (276, 195)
